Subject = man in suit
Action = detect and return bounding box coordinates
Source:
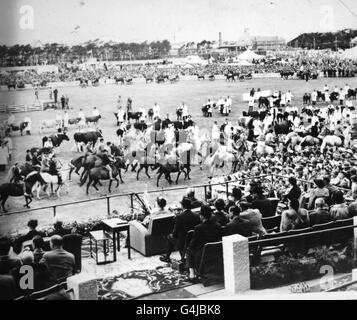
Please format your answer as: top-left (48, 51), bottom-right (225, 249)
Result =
top-left (160, 197), bottom-right (200, 263)
top-left (225, 206), bottom-right (252, 237)
top-left (186, 205), bottom-right (222, 280)
top-left (40, 235), bottom-right (75, 282)
top-left (185, 188), bottom-right (204, 209)
top-left (310, 198), bottom-right (332, 226)
top-left (13, 219), bottom-right (45, 254)
top-left (251, 186), bottom-right (274, 218)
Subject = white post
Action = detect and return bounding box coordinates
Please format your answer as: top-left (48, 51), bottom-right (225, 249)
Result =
top-left (353, 216), bottom-right (357, 268)
top-left (67, 273), bottom-right (98, 300)
top-left (222, 234), bottom-right (250, 294)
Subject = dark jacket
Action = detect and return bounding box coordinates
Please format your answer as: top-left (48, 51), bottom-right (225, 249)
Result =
top-left (40, 248), bottom-right (75, 282)
top-left (252, 196), bottom-right (273, 218)
top-left (187, 219), bottom-right (222, 268)
top-left (13, 230), bottom-right (46, 254)
top-left (188, 219), bottom-right (222, 253)
top-left (286, 185), bottom-right (301, 202)
top-left (309, 208), bottom-right (332, 226)
top-left (225, 217), bottom-right (252, 237)
top-left (0, 256), bottom-right (22, 275)
top-left (212, 211), bottom-right (229, 226)
top-left (186, 196), bottom-right (204, 209)
top-left (172, 210), bottom-right (200, 251)
top-left (0, 275), bottom-right (16, 300)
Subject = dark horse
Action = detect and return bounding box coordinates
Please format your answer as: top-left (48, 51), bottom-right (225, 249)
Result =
top-left (0, 172), bottom-right (46, 212)
top-left (156, 159), bottom-right (190, 187)
top-left (81, 158), bottom-right (126, 194)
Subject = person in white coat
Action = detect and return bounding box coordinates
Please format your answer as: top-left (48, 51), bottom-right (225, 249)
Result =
top-left (24, 115), bottom-right (32, 135)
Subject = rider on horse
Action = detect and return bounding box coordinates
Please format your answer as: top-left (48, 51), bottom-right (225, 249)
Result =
top-left (99, 149), bottom-right (115, 181)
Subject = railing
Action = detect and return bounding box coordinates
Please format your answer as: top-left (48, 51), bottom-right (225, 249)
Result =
top-left (1, 173), bottom-right (352, 219)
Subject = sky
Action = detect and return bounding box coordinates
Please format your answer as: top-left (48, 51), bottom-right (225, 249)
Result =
top-left (0, 0), bottom-right (357, 46)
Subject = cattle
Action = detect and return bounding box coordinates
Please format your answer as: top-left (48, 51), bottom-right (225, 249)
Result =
top-left (85, 115), bottom-right (101, 125)
top-left (124, 112), bottom-right (143, 122)
top-left (133, 122), bottom-right (148, 131)
top-left (74, 130), bottom-right (103, 146)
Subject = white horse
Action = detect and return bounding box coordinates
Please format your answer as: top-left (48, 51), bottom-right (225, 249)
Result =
top-left (320, 135), bottom-right (343, 153)
top-left (35, 169), bottom-right (69, 199)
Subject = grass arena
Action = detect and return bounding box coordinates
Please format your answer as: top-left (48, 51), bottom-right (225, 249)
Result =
top-left (0, 76), bottom-right (356, 235)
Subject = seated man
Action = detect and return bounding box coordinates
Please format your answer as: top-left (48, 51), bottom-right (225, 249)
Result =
top-left (348, 188), bottom-right (357, 218)
top-left (185, 188), bottom-right (204, 209)
top-left (40, 235), bottom-right (75, 282)
top-left (186, 205), bottom-right (222, 281)
top-left (0, 237), bottom-right (22, 275)
top-left (13, 219), bottom-right (45, 254)
top-left (142, 197), bottom-right (170, 227)
top-left (251, 186), bottom-right (274, 218)
top-left (225, 206), bottom-right (252, 237)
top-left (309, 198), bottom-right (332, 226)
top-left (160, 197), bottom-right (200, 263)
top-left (100, 149), bottom-right (115, 181)
top-left (212, 198), bottom-right (229, 226)
top-left (329, 191), bottom-right (349, 221)
top-left (238, 201), bottom-right (267, 236)
top-left (48, 220), bottom-right (71, 237)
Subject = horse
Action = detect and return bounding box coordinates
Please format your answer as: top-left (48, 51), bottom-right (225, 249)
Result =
top-left (155, 160), bottom-right (189, 187)
top-left (320, 135), bottom-right (343, 153)
top-left (114, 77), bottom-right (125, 85)
top-left (156, 76), bottom-right (166, 84)
top-left (7, 82), bottom-right (16, 90)
top-left (197, 74), bottom-right (205, 80)
top-left (225, 73), bottom-right (235, 82)
top-left (145, 77), bottom-right (154, 84)
top-left (125, 78), bottom-right (133, 85)
top-left (170, 75), bottom-right (179, 83)
top-left (37, 166), bottom-right (69, 199)
top-left (347, 89), bottom-right (356, 99)
top-left (81, 158), bottom-right (126, 195)
top-left (68, 155), bottom-right (85, 180)
top-left (208, 75), bottom-right (215, 81)
top-left (258, 97), bottom-right (269, 108)
top-left (280, 71), bottom-right (294, 80)
top-left (0, 172), bottom-right (46, 212)
top-left (42, 133), bottom-right (70, 148)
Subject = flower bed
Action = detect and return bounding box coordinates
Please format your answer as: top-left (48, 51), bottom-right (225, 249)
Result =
top-left (250, 242), bottom-right (357, 289)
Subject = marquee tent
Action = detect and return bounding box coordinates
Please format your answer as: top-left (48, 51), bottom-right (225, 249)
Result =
top-left (341, 46), bottom-right (357, 60)
top-left (237, 49), bottom-right (265, 62)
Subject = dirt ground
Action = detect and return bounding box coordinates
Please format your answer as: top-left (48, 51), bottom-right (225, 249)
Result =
top-left (0, 76), bottom-right (356, 235)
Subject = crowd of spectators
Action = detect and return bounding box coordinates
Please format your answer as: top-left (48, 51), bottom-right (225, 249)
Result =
top-left (1, 51), bottom-right (356, 86)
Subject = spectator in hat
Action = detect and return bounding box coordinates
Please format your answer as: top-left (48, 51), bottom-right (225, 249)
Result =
top-left (185, 205), bottom-right (222, 281)
top-left (160, 197), bottom-right (200, 263)
top-left (48, 220), bottom-right (71, 237)
top-left (224, 187), bottom-right (242, 212)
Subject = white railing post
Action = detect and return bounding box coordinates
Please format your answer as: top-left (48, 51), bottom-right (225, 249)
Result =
top-left (222, 234), bottom-right (250, 294)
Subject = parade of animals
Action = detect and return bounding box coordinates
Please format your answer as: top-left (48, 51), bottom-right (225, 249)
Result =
top-left (1, 76), bottom-right (357, 222)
